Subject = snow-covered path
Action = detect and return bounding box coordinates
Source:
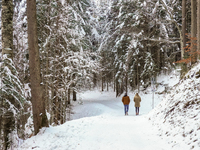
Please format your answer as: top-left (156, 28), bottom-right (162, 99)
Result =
top-left (75, 110), bottom-right (168, 150)
top-left (17, 71), bottom-right (182, 150)
top-left (18, 91), bottom-right (172, 150)
top-left (73, 98), bottom-right (171, 150)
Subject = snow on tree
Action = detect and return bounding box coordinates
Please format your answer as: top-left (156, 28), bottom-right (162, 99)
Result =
top-left (1, 0), bottom-right (27, 149)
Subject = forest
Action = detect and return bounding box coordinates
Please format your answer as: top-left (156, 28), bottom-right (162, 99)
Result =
top-left (0, 0), bottom-right (200, 149)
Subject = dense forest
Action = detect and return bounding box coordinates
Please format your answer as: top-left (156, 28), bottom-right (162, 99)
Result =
top-left (0, 0), bottom-right (200, 149)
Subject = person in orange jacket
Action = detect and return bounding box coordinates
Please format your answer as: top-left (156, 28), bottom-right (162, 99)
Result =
top-left (122, 93), bottom-right (130, 115)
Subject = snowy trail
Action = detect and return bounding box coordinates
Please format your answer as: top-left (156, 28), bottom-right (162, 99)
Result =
top-left (73, 99), bottom-right (171, 150)
top-left (18, 91), bottom-right (173, 150)
top-left (75, 114), bottom-right (168, 150)
top-left (17, 72), bottom-right (182, 150)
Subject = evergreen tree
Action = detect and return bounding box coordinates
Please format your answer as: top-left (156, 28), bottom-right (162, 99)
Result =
top-left (36, 0), bottom-right (99, 125)
top-left (1, 0), bottom-right (26, 149)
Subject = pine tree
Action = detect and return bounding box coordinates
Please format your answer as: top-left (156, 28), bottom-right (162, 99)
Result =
top-left (1, 0), bottom-right (26, 149)
top-left (35, 0), bottom-right (99, 125)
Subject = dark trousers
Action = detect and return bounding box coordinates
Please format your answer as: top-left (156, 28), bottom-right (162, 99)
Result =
top-left (135, 107), bottom-right (139, 114)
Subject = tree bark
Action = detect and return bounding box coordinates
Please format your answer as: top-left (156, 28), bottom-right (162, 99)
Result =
top-left (27, 0), bottom-right (49, 135)
top-left (68, 88), bottom-right (71, 104)
top-left (137, 63), bottom-right (139, 93)
top-left (191, 0), bottom-right (197, 64)
top-left (125, 72), bottom-right (128, 94)
top-left (102, 73), bottom-right (104, 92)
top-left (116, 80), bottom-right (119, 97)
top-left (197, 0), bottom-right (200, 59)
top-left (73, 89), bottom-right (77, 101)
top-left (1, 0), bottom-right (13, 59)
top-left (93, 73), bottom-right (97, 88)
top-left (182, 0), bottom-right (186, 54)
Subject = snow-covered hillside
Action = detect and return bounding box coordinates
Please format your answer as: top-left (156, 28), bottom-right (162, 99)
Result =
top-left (149, 63), bottom-right (200, 150)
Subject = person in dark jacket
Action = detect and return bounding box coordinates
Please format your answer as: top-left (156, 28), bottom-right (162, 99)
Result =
top-left (122, 93), bottom-right (130, 115)
top-left (134, 93), bottom-right (141, 115)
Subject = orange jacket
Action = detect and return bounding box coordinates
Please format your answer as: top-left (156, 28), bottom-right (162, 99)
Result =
top-left (122, 96), bottom-right (130, 105)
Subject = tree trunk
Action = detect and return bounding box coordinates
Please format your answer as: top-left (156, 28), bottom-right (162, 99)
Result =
top-left (191, 0), bottom-right (197, 64)
top-left (68, 88), bottom-right (71, 104)
top-left (107, 80), bottom-right (109, 91)
top-left (27, 0), bottom-right (49, 135)
top-left (197, 0), bottom-right (200, 59)
top-left (73, 89), bottom-right (77, 101)
top-left (101, 73), bottom-right (104, 91)
top-left (1, 0), bottom-right (14, 149)
top-left (2, 0), bottom-right (13, 59)
top-left (2, 112), bottom-right (14, 150)
top-left (125, 72), bottom-right (128, 94)
top-left (113, 71), bottom-right (115, 92)
top-left (93, 73), bottom-right (97, 88)
top-left (116, 80), bottom-right (119, 97)
top-left (0, 114), bottom-right (2, 149)
top-left (180, 0), bottom-right (187, 74)
top-left (72, 74), bottom-right (77, 101)
top-left (137, 63), bottom-right (139, 93)
top-left (157, 48), bottom-right (161, 70)
top-left (45, 46), bottom-right (49, 112)
top-left (182, 0), bottom-right (186, 54)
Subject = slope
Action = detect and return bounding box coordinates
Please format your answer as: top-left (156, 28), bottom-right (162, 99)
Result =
top-left (149, 63), bottom-right (200, 150)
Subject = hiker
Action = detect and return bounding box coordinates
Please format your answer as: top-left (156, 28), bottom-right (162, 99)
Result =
top-left (133, 93), bottom-right (141, 115)
top-left (122, 93), bottom-right (130, 115)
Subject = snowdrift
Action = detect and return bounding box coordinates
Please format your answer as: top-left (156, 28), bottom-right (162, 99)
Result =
top-left (149, 63), bottom-right (200, 150)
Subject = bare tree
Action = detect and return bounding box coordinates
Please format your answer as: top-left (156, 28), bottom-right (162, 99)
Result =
top-left (27, 0), bottom-right (49, 134)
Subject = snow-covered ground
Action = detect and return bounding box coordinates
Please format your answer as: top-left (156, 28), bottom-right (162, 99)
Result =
top-left (149, 63), bottom-right (200, 150)
top-left (17, 90), bottom-right (169, 150)
top-left (17, 66), bottom-right (200, 150)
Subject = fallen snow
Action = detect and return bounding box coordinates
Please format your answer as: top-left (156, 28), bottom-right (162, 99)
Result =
top-left (149, 63), bottom-right (200, 150)
top-left (16, 67), bottom-right (200, 150)
top-left (18, 90), bottom-right (170, 150)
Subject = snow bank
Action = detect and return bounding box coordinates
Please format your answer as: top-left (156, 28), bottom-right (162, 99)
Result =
top-left (149, 63), bottom-right (200, 150)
